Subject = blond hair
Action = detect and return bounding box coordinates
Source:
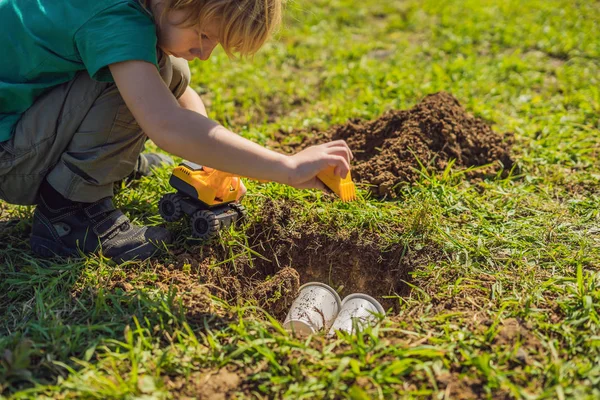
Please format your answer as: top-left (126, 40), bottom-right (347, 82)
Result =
top-left (147, 0), bottom-right (283, 58)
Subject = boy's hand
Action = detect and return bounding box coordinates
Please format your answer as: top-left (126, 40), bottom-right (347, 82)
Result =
top-left (285, 140), bottom-right (354, 190)
top-left (237, 180), bottom-right (247, 201)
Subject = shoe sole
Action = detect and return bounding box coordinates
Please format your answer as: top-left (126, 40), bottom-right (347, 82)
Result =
top-left (31, 236), bottom-right (75, 258)
top-left (31, 235), bottom-right (161, 263)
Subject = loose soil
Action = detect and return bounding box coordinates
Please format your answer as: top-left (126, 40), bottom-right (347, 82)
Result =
top-left (242, 198), bottom-right (438, 315)
top-left (165, 367), bottom-right (241, 400)
top-left (272, 91), bottom-right (514, 197)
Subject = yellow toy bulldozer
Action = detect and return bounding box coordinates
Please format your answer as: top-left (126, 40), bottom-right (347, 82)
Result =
top-left (158, 161), bottom-right (247, 241)
top-left (159, 160), bottom-right (356, 241)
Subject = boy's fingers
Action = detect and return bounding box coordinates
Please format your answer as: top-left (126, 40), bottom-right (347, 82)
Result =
top-left (236, 182), bottom-right (247, 201)
top-left (328, 155), bottom-right (350, 178)
top-left (327, 139), bottom-right (348, 147)
top-left (326, 140), bottom-right (354, 160)
top-left (327, 147), bottom-right (353, 162)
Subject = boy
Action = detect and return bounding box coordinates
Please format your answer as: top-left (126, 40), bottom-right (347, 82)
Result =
top-left (0, 0), bottom-right (353, 262)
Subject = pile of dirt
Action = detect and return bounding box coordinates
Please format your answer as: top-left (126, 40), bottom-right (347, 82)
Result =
top-left (275, 92), bottom-right (514, 197)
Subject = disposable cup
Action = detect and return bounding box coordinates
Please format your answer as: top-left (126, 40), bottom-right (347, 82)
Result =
top-left (283, 282), bottom-right (342, 336)
top-left (327, 293), bottom-right (385, 336)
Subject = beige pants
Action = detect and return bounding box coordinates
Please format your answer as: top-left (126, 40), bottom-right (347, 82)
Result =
top-left (0, 52), bottom-right (190, 205)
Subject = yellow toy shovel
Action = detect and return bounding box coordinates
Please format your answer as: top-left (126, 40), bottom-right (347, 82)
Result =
top-left (316, 166), bottom-right (357, 202)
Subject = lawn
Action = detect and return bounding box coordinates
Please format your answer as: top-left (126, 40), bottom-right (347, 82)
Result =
top-left (1, 0), bottom-right (599, 398)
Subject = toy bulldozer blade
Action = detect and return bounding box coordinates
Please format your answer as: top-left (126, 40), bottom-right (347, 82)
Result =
top-left (316, 166), bottom-right (357, 202)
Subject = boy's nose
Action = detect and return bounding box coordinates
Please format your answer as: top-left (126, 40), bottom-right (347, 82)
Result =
top-left (191, 42), bottom-right (218, 61)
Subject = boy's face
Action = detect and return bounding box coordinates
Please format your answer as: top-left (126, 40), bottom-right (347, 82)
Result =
top-left (155, 7), bottom-right (220, 61)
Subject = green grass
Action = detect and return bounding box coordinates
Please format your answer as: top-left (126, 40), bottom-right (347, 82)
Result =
top-left (1, 0), bottom-right (599, 398)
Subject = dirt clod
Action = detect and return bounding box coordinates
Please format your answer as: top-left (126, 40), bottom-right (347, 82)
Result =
top-left (165, 368), bottom-right (241, 400)
top-left (250, 267), bottom-right (300, 317)
top-left (275, 92), bottom-right (514, 197)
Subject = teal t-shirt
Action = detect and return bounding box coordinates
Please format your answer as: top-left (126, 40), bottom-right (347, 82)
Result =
top-left (0, 0), bottom-right (159, 142)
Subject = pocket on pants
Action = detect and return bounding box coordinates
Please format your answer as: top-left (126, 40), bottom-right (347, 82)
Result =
top-left (0, 140), bottom-right (24, 173)
top-left (0, 174), bottom-right (43, 205)
top-left (0, 140), bottom-right (18, 164)
top-left (0, 131), bottom-right (55, 170)
top-left (113, 103), bottom-right (139, 130)
top-left (0, 143), bottom-right (56, 205)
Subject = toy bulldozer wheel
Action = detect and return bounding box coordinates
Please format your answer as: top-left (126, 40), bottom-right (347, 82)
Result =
top-left (229, 203), bottom-right (248, 227)
top-left (159, 193), bottom-right (184, 222)
top-left (191, 210), bottom-right (220, 241)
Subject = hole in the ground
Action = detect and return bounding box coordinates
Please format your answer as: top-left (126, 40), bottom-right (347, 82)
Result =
top-left (90, 197), bottom-right (442, 323)
top-left (243, 198), bottom-right (438, 316)
top-left (149, 198), bottom-right (443, 321)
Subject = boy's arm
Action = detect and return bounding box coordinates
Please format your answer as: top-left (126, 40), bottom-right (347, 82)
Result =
top-left (109, 60), bottom-right (352, 187)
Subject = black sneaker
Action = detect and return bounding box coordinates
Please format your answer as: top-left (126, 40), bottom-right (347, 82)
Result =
top-left (31, 196), bottom-right (171, 263)
top-left (130, 153), bottom-right (174, 180)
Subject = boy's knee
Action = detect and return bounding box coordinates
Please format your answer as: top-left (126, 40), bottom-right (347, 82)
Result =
top-left (158, 51), bottom-right (191, 99)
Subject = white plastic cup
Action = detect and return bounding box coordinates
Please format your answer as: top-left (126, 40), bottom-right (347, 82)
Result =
top-left (327, 293), bottom-right (385, 336)
top-left (283, 282), bottom-right (342, 336)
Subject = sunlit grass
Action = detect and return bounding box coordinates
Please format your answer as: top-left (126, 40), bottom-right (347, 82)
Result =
top-left (1, 0), bottom-right (599, 398)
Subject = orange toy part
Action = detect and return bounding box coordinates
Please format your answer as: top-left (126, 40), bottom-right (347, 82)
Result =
top-left (201, 167), bottom-right (242, 201)
top-left (172, 165), bottom-right (240, 206)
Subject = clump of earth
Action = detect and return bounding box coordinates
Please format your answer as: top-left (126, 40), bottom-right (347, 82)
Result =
top-left (275, 91), bottom-right (514, 197)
